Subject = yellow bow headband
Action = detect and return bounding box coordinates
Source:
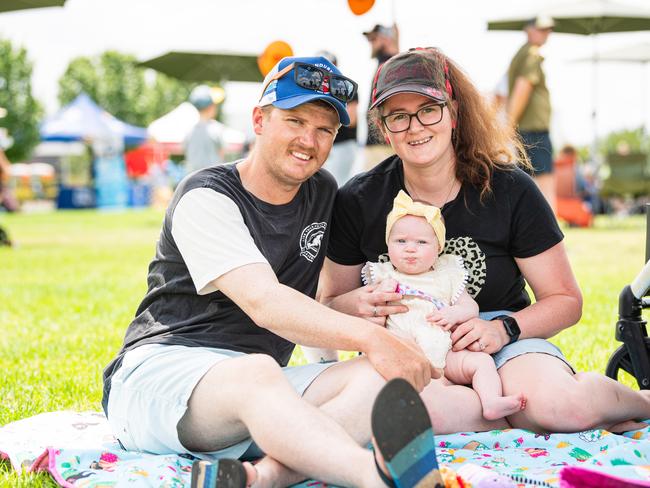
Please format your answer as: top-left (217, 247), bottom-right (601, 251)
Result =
top-left (385, 190), bottom-right (446, 252)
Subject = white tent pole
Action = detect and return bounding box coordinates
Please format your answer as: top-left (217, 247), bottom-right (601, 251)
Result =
top-left (591, 33), bottom-right (600, 165)
top-left (641, 60), bottom-right (650, 135)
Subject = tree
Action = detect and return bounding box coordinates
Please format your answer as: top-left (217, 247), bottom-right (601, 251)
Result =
top-left (142, 73), bottom-right (194, 123)
top-left (58, 51), bottom-right (192, 128)
top-left (0, 37), bottom-right (43, 162)
top-left (600, 126), bottom-right (649, 155)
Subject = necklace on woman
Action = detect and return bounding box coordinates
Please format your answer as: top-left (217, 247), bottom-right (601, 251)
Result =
top-left (406, 176), bottom-right (457, 209)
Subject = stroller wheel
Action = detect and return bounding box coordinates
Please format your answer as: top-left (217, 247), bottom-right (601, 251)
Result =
top-left (606, 341), bottom-right (650, 390)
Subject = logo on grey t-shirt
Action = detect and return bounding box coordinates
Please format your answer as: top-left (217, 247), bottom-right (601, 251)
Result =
top-left (300, 222), bottom-right (327, 262)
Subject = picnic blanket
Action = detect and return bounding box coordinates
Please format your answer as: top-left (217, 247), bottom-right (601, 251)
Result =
top-left (3, 411), bottom-right (650, 487)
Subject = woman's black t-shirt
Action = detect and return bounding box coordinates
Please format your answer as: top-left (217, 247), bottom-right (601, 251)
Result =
top-left (327, 155), bottom-right (563, 312)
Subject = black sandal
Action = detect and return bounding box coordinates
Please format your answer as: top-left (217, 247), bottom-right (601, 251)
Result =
top-left (371, 378), bottom-right (443, 488)
top-left (191, 459), bottom-right (247, 488)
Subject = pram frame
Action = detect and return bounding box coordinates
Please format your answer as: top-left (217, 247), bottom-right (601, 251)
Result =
top-left (605, 204), bottom-right (650, 388)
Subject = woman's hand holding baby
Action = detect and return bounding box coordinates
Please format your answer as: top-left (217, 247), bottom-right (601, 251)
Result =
top-left (449, 317), bottom-right (509, 354)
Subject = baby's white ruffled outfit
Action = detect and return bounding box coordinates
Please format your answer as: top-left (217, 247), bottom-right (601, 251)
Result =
top-left (362, 254), bottom-right (468, 369)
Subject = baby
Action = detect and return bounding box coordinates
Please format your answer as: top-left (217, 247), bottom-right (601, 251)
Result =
top-left (363, 191), bottom-right (525, 420)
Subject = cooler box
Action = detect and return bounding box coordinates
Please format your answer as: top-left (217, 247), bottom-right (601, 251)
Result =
top-left (128, 181), bottom-right (152, 208)
top-left (56, 185), bottom-right (96, 209)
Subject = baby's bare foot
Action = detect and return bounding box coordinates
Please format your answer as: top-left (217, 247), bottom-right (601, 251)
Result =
top-left (482, 393), bottom-right (526, 421)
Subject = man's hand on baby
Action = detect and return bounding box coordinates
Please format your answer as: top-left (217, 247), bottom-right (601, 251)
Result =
top-left (366, 329), bottom-right (436, 391)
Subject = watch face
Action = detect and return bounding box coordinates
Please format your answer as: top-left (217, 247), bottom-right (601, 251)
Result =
top-left (503, 316), bottom-right (520, 338)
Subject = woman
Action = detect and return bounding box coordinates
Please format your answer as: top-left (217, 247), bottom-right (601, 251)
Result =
top-left (319, 47), bottom-right (650, 434)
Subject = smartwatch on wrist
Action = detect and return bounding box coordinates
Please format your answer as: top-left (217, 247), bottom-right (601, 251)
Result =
top-left (492, 315), bottom-right (520, 344)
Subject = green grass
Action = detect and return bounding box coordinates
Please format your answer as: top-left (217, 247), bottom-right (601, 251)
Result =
top-left (553, 217), bottom-right (646, 373)
top-left (0, 209), bottom-right (647, 486)
top-left (0, 209), bottom-right (165, 487)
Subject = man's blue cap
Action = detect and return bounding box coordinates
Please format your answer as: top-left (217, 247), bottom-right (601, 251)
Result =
top-left (258, 56), bottom-right (350, 126)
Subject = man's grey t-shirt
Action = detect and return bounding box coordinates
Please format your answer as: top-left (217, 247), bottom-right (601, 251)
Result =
top-left (183, 119), bottom-right (224, 172)
top-left (102, 162), bottom-right (337, 412)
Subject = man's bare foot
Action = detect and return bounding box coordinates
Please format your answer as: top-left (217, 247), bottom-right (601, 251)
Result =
top-left (482, 393), bottom-right (526, 421)
top-left (247, 456), bottom-right (306, 488)
top-left (242, 462), bottom-right (257, 487)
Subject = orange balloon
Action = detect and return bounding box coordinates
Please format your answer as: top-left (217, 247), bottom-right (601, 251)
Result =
top-left (257, 41), bottom-right (294, 77)
top-left (257, 55), bottom-right (277, 79)
top-left (348, 0), bottom-right (374, 15)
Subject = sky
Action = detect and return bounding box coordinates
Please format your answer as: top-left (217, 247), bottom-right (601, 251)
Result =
top-left (1, 0), bottom-right (650, 148)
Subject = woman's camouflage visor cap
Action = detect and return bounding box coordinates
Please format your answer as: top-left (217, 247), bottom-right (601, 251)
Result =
top-left (370, 48), bottom-right (452, 110)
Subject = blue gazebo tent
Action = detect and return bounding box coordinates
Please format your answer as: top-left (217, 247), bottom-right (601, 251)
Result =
top-left (39, 94), bottom-right (148, 210)
top-left (40, 93), bottom-right (147, 146)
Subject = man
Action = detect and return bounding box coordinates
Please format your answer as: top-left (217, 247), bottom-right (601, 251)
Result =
top-left (102, 56), bottom-right (439, 487)
top-left (362, 24), bottom-right (399, 170)
top-left (183, 84), bottom-right (227, 174)
top-left (507, 15), bottom-right (556, 212)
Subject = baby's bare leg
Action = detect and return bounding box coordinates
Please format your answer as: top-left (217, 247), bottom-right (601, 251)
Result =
top-left (445, 350), bottom-right (526, 421)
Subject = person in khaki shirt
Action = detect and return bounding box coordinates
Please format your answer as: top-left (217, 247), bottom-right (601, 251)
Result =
top-left (508, 15), bottom-right (556, 212)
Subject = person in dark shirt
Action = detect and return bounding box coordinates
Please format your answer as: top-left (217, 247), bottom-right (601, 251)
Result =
top-left (320, 47), bottom-right (650, 435)
top-left (362, 23), bottom-right (399, 170)
top-left (103, 55), bottom-right (440, 487)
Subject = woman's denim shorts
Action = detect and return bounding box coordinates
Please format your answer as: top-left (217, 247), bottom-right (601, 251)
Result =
top-left (480, 310), bottom-right (575, 372)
